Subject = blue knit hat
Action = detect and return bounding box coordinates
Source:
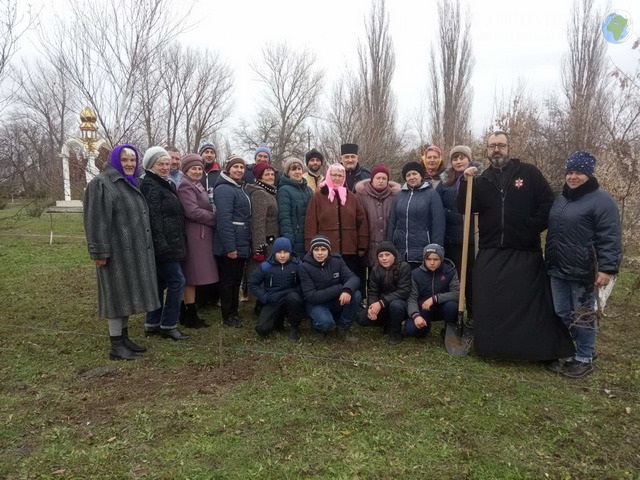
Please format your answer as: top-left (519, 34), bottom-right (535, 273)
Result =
top-left (566, 151), bottom-right (596, 176)
top-left (272, 237), bottom-right (292, 253)
top-left (255, 143), bottom-right (272, 162)
top-left (198, 140), bottom-right (216, 156)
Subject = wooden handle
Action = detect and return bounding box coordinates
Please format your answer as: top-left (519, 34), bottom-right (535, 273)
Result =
top-left (458, 175), bottom-right (473, 312)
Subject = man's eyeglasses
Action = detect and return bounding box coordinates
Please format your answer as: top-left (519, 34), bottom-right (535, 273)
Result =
top-left (487, 143), bottom-right (508, 150)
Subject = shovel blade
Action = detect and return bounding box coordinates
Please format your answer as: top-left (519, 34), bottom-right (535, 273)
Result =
top-left (444, 321), bottom-right (473, 356)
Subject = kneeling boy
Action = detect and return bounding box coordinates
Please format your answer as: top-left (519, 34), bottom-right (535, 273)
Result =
top-left (248, 237), bottom-right (305, 342)
top-left (299, 235), bottom-right (361, 342)
top-left (406, 244), bottom-right (459, 338)
top-left (356, 241), bottom-right (412, 345)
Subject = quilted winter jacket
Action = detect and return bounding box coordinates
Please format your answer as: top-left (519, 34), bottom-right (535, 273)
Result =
top-left (407, 258), bottom-right (460, 318)
top-left (388, 181), bottom-right (445, 263)
top-left (247, 253), bottom-right (301, 305)
top-left (277, 174), bottom-right (313, 255)
top-left (299, 252), bottom-right (360, 305)
top-left (213, 171), bottom-right (252, 258)
top-left (545, 178), bottom-right (622, 281)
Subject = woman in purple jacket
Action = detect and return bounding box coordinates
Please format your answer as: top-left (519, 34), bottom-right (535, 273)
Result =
top-left (177, 154), bottom-right (218, 328)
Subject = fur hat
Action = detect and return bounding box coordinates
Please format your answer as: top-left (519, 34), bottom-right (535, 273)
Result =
top-left (423, 243), bottom-right (445, 262)
top-left (566, 151), bottom-right (596, 176)
top-left (253, 162), bottom-right (274, 180)
top-left (310, 234), bottom-right (331, 252)
top-left (283, 156), bottom-right (305, 174)
top-left (402, 161), bottom-right (426, 179)
top-left (254, 143), bottom-right (272, 162)
top-left (180, 153), bottom-right (204, 174)
top-left (340, 143), bottom-right (359, 155)
top-left (142, 146), bottom-right (169, 170)
top-left (198, 141), bottom-right (216, 156)
top-left (449, 145), bottom-right (473, 162)
top-left (376, 241), bottom-right (398, 259)
top-left (225, 155), bottom-right (246, 172)
top-left (305, 148), bottom-right (324, 165)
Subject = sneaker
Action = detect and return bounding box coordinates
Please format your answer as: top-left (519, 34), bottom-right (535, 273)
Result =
top-left (388, 333), bottom-right (402, 346)
top-left (288, 327), bottom-right (300, 343)
top-left (562, 360), bottom-right (594, 379)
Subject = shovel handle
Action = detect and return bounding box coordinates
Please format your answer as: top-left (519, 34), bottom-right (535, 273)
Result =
top-left (458, 175), bottom-right (473, 313)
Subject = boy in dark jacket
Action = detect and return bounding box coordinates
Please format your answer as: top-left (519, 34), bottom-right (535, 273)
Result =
top-left (248, 237), bottom-right (305, 342)
top-left (299, 235), bottom-right (361, 342)
top-left (406, 244), bottom-right (459, 339)
top-left (356, 241), bottom-right (412, 345)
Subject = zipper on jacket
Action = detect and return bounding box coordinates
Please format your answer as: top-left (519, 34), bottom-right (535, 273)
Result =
top-left (405, 189), bottom-right (413, 261)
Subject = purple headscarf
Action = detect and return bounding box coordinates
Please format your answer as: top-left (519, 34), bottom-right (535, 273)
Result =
top-left (109, 144), bottom-right (140, 186)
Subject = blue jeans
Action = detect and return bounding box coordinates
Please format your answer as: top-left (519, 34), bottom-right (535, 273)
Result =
top-left (550, 276), bottom-right (597, 362)
top-left (306, 291), bottom-right (362, 332)
top-left (146, 261), bottom-right (186, 330)
top-left (405, 300), bottom-right (458, 337)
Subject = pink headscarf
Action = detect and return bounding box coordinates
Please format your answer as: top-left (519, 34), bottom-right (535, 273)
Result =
top-left (320, 163), bottom-right (348, 205)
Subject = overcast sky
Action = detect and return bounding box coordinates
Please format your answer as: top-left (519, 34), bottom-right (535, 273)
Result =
top-left (27, 0), bottom-right (640, 142)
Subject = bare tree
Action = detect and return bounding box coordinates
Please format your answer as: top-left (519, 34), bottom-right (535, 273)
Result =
top-left (356, 0), bottom-right (402, 167)
top-left (137, 43), bottom-right (234, 151)
top-left (43, 0), bottom-right (193, 147)
top-left (559, 0), bottom-right (609, 154)
top-left (428, 0), bottom-right (474, 153)
top-left (238, 43), bottom-right (324, 167)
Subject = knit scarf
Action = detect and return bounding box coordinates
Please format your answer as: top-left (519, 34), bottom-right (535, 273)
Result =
top-left (255, 179), bottom-right (277, 196)
top-left (320, 164), bottom-right (348, 205)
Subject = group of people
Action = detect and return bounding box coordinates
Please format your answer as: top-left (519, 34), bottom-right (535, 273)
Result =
top-left (84, 131), bottom-right (622, 379)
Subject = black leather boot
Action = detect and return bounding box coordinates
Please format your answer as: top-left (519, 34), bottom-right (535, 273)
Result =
top-left (109, 336), bottom-right (138, 360)
top-left (184, 303), bottom-right (210, 328)
top-left (122, 327), bottom-right (146, 353)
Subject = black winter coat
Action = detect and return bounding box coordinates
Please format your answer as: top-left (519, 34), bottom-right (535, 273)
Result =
top-left (367, 259), bottom-right (412, 307)
top-left (345, 163), bottom-right (371, 192)
top-left (140, 171), bottom-right (187, 263)
top-left (299, 252), bottom-right (360, 305)
top-left (459, 159), bottom-right (554, 252)
top-left (545, 177), bottom-right (622, 282)
top-left (407, 259), bottom-right (460, 318)
top-left (248, 253), bottom-right (301, 305)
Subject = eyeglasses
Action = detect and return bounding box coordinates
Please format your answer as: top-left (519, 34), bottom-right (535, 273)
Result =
top-left (487, 143), bottom-right (508, 150)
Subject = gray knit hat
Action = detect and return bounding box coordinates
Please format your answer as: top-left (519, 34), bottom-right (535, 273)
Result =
top-left (449, 145), bottom-right (473, 162)
top-left (423, 243), bottom-right (445, 262)
top-left (198, 141), bottom-right (216, 156)
top-left (143, 146), bottom-right (170, 170)
top-left (283, 156), bottom-right (305, 174)
top-left (310, 235), bottom-right (331, 252)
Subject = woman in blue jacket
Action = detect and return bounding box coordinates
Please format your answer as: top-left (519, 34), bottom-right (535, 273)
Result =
top-left (214, 155), bottom-right (252, 328)
top-left (545, 152), bottom-right (622, 378)
top-left (388, 162), bottom-right (445, 269)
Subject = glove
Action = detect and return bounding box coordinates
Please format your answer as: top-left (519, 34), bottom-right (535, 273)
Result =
top-left (253, 253), bottom-right (265, 262)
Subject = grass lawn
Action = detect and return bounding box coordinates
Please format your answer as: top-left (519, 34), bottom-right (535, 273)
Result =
top-left (0, 203), bottom-right (639, 479)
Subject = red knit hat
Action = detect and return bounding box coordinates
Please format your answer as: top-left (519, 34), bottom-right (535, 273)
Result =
top-left (253, 162), bottom-right (274, 180)
top-left (370, 165), bottom-right (390, 182)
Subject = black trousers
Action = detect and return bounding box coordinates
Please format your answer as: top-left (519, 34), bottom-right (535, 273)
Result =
top-left (255, 291), bottom-right (305, 336)
top-left (216, 255), bottom-right (247, 321)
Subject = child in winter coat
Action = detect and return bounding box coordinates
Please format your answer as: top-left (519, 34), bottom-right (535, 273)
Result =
top-left (248, 237), bottom-right (305, 342)
top-left (299, 235), bottom-right (361, 342)
top-left (406, 244), bottom-right (460, 339)
top-left (356, 241), bottom-right (412, 346)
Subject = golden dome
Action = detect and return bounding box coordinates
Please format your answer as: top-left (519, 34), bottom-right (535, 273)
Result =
top-left (80, 106), bottom-right (97, 124)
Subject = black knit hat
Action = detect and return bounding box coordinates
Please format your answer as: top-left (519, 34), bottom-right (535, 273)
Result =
top-left (340, 143), bottom-right (358, 155)
top-left (375, 241), bottom-right (398, 259)
top-left (305, 148), bottom-right (324, 165)
top-left (402, 161), bottom-right (426, 179)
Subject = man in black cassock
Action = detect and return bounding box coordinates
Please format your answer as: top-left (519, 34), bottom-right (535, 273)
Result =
top-left (458, 131), bottom-right (574, 361)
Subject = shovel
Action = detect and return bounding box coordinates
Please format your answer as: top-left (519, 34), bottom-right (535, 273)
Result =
top-left (445, 174), bottom-right (474, 356)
